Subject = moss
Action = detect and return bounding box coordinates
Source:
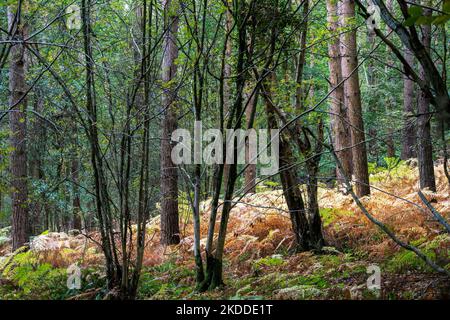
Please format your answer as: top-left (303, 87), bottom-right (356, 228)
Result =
top-left (253, 255), bottom-right (285, 268)
top-left (386, 249), bottom-right (435, 273)
top-left (386, 235), bottom-right (449, 273)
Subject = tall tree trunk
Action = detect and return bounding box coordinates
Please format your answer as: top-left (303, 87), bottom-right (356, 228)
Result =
top-left (8, 7), bottom-right (29, 250)
top-left (29, 89), bottom-right (45, 234)
top-left (222, 9), bottom-right (233, 192)
top-left (384, 0), bottom-right (396, 159)
top-left (417, 5), bottom-right (436, 191)
top-left (339, 0), bottom-right (370, 197)
top-left (401, 47), bottom-right (417, 160)
top-left (160, 0), bottom-right (180, 245)
top-left (327, 0), bottom-right (352, 184)
top-left (82, 0), bottom-right (119, 290)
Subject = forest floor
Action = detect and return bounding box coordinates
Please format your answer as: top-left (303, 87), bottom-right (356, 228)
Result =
top-left (0, 160), bottom-right (449, 300)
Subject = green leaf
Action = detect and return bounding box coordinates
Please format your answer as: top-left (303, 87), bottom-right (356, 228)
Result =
top-left (404, 16), bottom-right (419, 27)
top-left (444, 0), bottom-right (450, 13)
top-left (432, 14), bottom-right (450, 25)
top-left (408, 5), bottom-right (423, 17)
top-left (416, 15), bottom-right (435, 25)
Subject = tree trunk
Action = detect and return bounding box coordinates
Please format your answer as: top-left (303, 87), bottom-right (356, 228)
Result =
top-left (244, 88), bottom-right (257, 194)
top-left (160, 0), bottom-right (180, 245)
top-left (8, 7), bottom-right (29, 250)
top-left (401, 46), bottom-right (417, 160)
top-left (339, 0), bottom-right (370, 197)
top-left (71, 157), bottom-right (82, 230)
top-left (29, 89), bottom-right (45, 234)
top-left (327, 0), bottom-right (352, 184)
top-left (417, 5), bottom-right (436, 192)
top-left (222, 9), bottom-right (233, 192)
top-left (264, 71), bottom-right (311, 252)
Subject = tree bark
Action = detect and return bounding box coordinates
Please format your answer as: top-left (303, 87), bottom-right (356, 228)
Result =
top-left (71, 156), bottom-right (82, 230)
top-left (160, 0), bottom-right (180, 245)
top-left (29, 88), bottom-right (45, 234)
top-left (263, 71), bottom-right (311, 252)
top-left (327, 0), bottom-right (352, 184)
top-left (222, 9), bottom-right (233, 192)
top-left (339, 0), bottom-right (370, 197)
top-left (8, 7), bottom-right (29, 250)
top-left (417, 5), bottom-right (436, 191)
top-left (401, 47), bottom-right (417, 160)
top-left (244, 87), bottom-right (257, 194)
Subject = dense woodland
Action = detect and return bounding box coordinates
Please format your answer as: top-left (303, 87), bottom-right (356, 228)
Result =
top-left (0, 0), bottom-right (449, 300)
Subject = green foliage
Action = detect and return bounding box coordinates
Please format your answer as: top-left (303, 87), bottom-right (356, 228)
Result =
top-left (320, 208), bottom-right (354, 227)
top-left (387, 235), bottom-right (450, 273)
top-left (253, 254), bottom-right (285, 268)
top-left (387, 250), bottom-right (435, 273)
top-left (0, 249), bottom-right (105, 300)
top-left (0, 251), bottom-right (67, 299)
top-left (137, 262), bottom-right (195, 300)
top-left (404, 2), bottom-right (450, 26)
top-left (369, 158), bottom-right (413, 182)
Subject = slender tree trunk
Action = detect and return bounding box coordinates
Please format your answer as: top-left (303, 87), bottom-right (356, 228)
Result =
top-left (29, 89), bottom-right (45, 234)
top-left (384, 0), bottom-right (396, 159)
top-left (327, 0), bottom-right (352, 184)
top-left (401, 46), bottom-right (417, 160)
top-left (160, 0), bottom-right (180, 245)
top-left (339, 0), bottom-right (370, 197)
top-left (244, 87), bottom-right (257, 194)
top-left (71, 156), bottom-right (82, 230)
top-left (8, 7), bottom-right (29, 250)
top-left (417, 5), bottom-right (436, 191)
top-left (82, 0), bottom-right (119, 290)
top-left (222, 9), bottom-right (233, 192)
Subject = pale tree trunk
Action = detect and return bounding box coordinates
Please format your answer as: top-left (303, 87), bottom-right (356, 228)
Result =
top-left (8, 7), bottom-right (29, 250)
top-left (339, 0), bottom-right (370, 197)
top-left (417, 4), bottom-right (436, 191)
top-left (160, 0), bottom-right (180, 245)
top-left (401, 46), bottom-right (417, 160)
top-left (327, 0), bottom-right (352, 184)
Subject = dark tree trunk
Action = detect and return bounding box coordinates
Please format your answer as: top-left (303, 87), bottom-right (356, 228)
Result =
top-left (8, 7), bottom-right (29, 250)
top-left (244, 88), bottom-right (257, 194)
top-left (71, 157), bottom-right (82, 230)
top-left (417, 6), bottom-right (436, 192)
top-left (160, 0), bottom-right (180, 245)
top-left (29, 89), bottom-right (45, 234)
top-left (222, 9), bottom-right (233, 192)
top-left (340, 0), bottom-right (370, 197)
top-left (264, 72), bottom-right (311, 252)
